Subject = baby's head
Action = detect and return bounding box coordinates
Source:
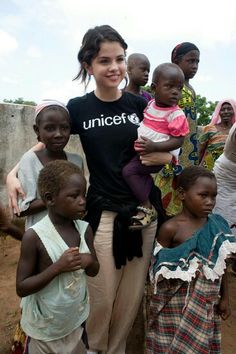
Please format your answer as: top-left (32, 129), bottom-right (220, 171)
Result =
top-left (178, 166), bottom-right (217, 217)
top-left (127, 53), bottom-right (150, 87)
top-left (151, 63), bottom-right (184, 107)
top-left (38, 160), bottom-right (86, 219)
top-left (33, 100), bottom-right (71, 149)
top-left (171, 42), bottom-right (200, 80)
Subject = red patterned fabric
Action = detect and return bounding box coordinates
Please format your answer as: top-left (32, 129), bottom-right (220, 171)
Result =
top-left (146, 275), bottom-right (221, 353)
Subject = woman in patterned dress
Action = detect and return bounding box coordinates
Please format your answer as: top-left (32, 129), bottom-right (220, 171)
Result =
top-left (199, 99), bottom-right (236, 170)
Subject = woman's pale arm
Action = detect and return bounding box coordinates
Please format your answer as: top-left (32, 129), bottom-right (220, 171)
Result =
top-left (140, 152), bottom-right (172, 166)
top-left (6, 162), bottom-right (24, 216)
top-left (6, 142), bottom-right (45, 215)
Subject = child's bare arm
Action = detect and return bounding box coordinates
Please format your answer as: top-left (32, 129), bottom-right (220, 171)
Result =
top-left (19, 199), bottom-right (46, 217)
top-left (136, 135), bottom-right (184, 154)
top-left (82, 225), bottom-right (99, 277)
top-left (1, 223), bottom-right (23, 241)
top-left (218, 271), bottom-right (231, 320)
top-left (156, 219), bottom-right (177, 248)
top-left (0, 203), bottom-right (23, 240)
top-left (16, 229), bottom-right (83, 297)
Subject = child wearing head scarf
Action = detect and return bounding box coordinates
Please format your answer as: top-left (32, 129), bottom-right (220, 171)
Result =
top-left (17, 99), bottom-right (84, 229)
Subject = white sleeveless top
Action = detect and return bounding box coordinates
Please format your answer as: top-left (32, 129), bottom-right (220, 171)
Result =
top-left (21, 215), bottom-right (90, 341)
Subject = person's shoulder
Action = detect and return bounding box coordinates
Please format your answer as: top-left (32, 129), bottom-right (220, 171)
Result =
top-left (67, 92), bottom-right (93, 109)
top-left (184, 82), bottom-right (196, 96)
top-left (22, 227), bottom-right (39, 244)
top-left (66, 152), bottom-right (83, 168)
top-left (210, 213), bottom-right (232, 232)
top-left (174, 105), bottom-right (186, 115)
top-left (122, 91), bottom-right (147, 109)
top-left (202, 124), bottom-right (217, 133)
top-left (158, 216), bottom-right (179, 235)
top-left (168, 106), bottom-right (186, 121)
top-left (19, 149), bottom-right (37, 166)
top-left (122, 91), bottom-right (146, 104)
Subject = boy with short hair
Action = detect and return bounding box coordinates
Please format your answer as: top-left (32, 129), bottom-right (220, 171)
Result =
top-left (125, 53), bottom-right (153, 102)
top-left (16, 160), bottom-right (99, 354)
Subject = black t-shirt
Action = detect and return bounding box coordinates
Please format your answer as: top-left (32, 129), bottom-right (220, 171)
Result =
top-left (67, 91), bottom-right (147, 203)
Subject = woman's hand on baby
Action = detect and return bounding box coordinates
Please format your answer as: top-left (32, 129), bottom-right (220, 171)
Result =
top-left (140, 152), bottom-right (173, 166)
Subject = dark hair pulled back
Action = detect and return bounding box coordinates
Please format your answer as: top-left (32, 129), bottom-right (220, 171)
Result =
top-left (74, 25), bottom-right (128, 87)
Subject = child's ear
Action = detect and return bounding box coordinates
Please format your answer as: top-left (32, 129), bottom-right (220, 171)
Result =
top-left (83, 62), bottom-right (93, 75)
top-left (44, 192), bottom-right (55, 206)
top-left (151, 82), bottom-right (157, 92)
top-left (178, 187), bottom-right (185, 201)
top-left (126, 65), bottom-right (131, 74)
top-left (33, 124), bottom-right (40, 141)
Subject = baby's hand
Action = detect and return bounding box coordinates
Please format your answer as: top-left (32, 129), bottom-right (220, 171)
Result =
top-left (56, 248), bottom-right (81, 273)
top-left (135, 136), bottom-right (157, 154)
top-left (217, 298), bottom-right (231, 320)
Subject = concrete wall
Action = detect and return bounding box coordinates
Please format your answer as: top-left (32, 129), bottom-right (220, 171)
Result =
top-left (0, 103), bottom-right (86, 204)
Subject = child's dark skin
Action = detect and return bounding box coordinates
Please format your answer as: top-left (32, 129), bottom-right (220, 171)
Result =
top-left (157, 176), bottom-right (230, 320)
top-left (16, 173), bottom-right (99, 297)
top-left (0, 202), bottom-right (23, 240)
top-left (125, 53), bottom-right (150, 95)
top-left (19, 108), bottom-right (71, 218)
top-left (136, 65), bottom-right (185, 156)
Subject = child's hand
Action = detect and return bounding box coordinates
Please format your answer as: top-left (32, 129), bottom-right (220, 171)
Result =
top-left (217, 298), bottom-right (231, 320)
top-left (79, 253), bottom-right (95, 270)
top-left (134, 136), bottom-right (157, 154)
top-left (56, 248), bottom-right (82, 273)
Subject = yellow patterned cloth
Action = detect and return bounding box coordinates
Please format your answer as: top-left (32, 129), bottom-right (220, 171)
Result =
top-left (155, 84), bottom-right (198, 216)
top-left (199, 124), bottom-right (228, 171)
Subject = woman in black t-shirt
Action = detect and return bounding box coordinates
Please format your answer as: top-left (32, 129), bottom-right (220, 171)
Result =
top-left (7, 25), bottom-right (169, 354)
top-left (67, 26), bottom-right (161, 354)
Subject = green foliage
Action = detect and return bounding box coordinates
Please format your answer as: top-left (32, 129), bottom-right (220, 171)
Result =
top-left (3, 97), bottom-right (37, 106)
top-left (141, 85), bottom-right (152, 94)
top-left (196, 95), bottom-right (217, 126)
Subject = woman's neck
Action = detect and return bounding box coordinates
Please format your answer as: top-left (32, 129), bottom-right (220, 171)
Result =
top-left (220, 120), bottom-right (232, 129)
top-left (94, 87), bottom-right (122, 102)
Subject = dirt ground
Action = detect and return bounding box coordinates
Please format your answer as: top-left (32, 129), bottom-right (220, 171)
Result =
top-left (1, 237), bottom-right (236, 354)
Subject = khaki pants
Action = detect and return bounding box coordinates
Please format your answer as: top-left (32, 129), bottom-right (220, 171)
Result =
top-left (86, 211), bottom-right (156, 354)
